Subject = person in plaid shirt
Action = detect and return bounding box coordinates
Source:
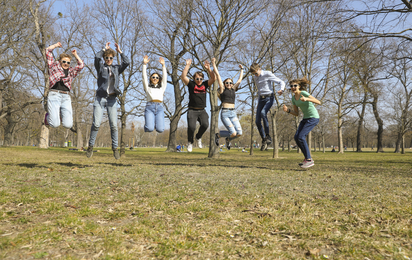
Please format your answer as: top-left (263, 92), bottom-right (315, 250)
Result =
top-left (44, 42), bottom-right (84, 129)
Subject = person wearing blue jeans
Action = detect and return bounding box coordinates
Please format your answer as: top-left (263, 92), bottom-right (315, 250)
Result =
top-left (44, 42), bottom-right (84, 130)
top-left (211, 58), bottom-right (243, 150)
top-left (283, 77), bottom-right (321, 168)
top-left (249, 63), bottom-right (285, 151)
top-left (86, 42), bottom-right (130, 159)
top-left (142, 55), bottom-right (167, 133)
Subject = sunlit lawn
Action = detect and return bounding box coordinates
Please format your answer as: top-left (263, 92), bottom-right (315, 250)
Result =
top-left (0, 146), bottom-right (411, 259)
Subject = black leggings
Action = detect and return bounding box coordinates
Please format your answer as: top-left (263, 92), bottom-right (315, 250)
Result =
top-left (187, 109), bottom-right (209, 143)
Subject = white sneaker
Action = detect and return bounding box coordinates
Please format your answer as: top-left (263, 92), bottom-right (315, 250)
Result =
top-left (196, 138), bottom-right (202, 148)
top-left (187, 143), bottom-right (193, 152)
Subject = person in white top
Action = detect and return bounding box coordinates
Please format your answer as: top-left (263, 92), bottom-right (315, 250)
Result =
top-left (249, 63), bottom-right (285, 151)
top-left (142, 55), bottom-right (167, 133)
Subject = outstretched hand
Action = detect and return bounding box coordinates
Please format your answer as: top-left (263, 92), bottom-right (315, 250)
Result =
top-left (56, 42), bottom-right (62, 48)
top-left (204, 60), bottom-right (210, 70)
top-left (211, 57), bottom-right (216, 65)
top-left (114, 43), bottom-right (121, 53)
top-left (159, 57), bottom-right (165, 65)
top-left (282, 104), bottom-right (288, 112)
top-left (185, 59), bottom-right (192, 66)
top-left (239, 64), bottom-right (243, 69)
top-left (277, 89), bottom-right (284, 95)
top-left (143, 55), bottom-right (150, 64)
top-left (71, 49), bottom-right (77, 56)
top-left (105, 42), bottom-right (110, 50)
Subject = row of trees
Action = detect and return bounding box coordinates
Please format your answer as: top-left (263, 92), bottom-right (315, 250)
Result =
top-left (1, 0), bottom-right (411, 155)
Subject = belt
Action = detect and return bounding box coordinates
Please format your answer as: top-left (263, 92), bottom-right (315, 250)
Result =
top-left (108, 93), bottom-right (117, 96)
top-left (149, 100), bottom-right (162, 103)
top-left (50, 89), bottom-right (69, 94)
top-left (260, 93), bottom-right (274, 99)
top-left (222, 108), bottom-right (235, 110)
top-left (189, 107), bottom-right (204, 110)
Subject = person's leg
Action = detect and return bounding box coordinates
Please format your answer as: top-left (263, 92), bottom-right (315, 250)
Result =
top-left (88, 97), bottom-right (104, 147)
top-left (154, 103), bottom-right (165, 133)
top-left (144, 102), bottom-right (155, 132)
top-left (46, 91), bottom-right (62, 128)
top-left (261, 96), bottom-right (274, 138)
top-left (295, 118), bottom-right (319, 160)
top-left (228, 110), bottom-right (242, 140)
top-left (255, 99), bottom-right (265, 140)
top-left (187, 109), bottom-right (197, 144)
top-left (106, 96), bottom-right (118, 149)
top-left (220, 109), bottom-right (236, 138)
top-left (60, 94), bottom-right (73, 129)
top-left (195, 110), bottom-right (209, 140)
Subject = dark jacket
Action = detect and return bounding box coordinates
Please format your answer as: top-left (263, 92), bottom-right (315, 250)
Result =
top-left (94, 48), bottom-right (130, 98)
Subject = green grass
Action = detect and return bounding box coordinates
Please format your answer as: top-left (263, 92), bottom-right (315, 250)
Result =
top-left (0, 146), bottom-right (411, 259)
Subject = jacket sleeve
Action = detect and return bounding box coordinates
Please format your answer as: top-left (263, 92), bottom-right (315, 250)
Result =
top-left (95, 49), bottom-right (105, 73)
top-left (118, 53), bottom-right (130, 74)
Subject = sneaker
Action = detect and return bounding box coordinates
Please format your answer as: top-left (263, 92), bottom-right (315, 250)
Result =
top-left (225, 138), bottom-right (231, 150)
top-left (44, 112), bottom-right (49, 126)
top-left (260, 140), bottom-right (267, 151)
top-left (299, 159), bottom-right (314, 166)
top-left (187, 143), bottom-right (193, 152)
top-left (265, 135), bottom-right (272, 145)
top-left (196, 138), bottom-right (202, 148)
top-left (86, 146), bottom-right (93, 158)
top-left (113, 148), bottom-right (120, 160)
top-left (300, 159), bottom-right (314, 168)
top-left (215, 133), bottom-right (220, 146)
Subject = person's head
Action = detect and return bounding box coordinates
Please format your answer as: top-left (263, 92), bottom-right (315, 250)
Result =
top-left (193, 71), bottom-right (204, 86)
top-left (150, 72), bottom-right (162, 87)
top-left (223, 78), bottom-right (234, 89)
top-left (104, 49), bottom-right (116, 66)
top-left (249, 63), bottom-right (261, 77)
top-left (59, 53), bottom-right (72, 70)
top-left (289, 77), bottom-right (309, 92)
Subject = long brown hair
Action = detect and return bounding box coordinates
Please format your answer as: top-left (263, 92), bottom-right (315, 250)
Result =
top-left (289, 77), bottom-right (310, 91)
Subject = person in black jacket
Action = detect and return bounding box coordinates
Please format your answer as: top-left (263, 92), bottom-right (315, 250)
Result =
top-left (86, 42), bottom-right (130, 159)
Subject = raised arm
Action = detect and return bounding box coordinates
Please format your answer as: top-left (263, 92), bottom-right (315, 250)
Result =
top-left (115, 43), bottom-right (130, 74)
top-left (70, 49), bottom-right (84, 77)
top-left (211, 58), bottom-right (224, 94)
top-left (142, 55), bottom-right (149, 92)
top-left (233, 64), bottom-right (244, 91)
top-left (205, 60), bottom-right (216, 86)
top-left (45, 42), bottom-right (62, 66)
top-left (95, 42), bottom-right (109, 72)
top-left (181, 59), bottom-right (192, 86)
top-left (160, 57), bottom-right (167, 91)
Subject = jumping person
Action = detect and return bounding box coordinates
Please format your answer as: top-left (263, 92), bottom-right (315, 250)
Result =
top-left (249, 63), bottom-right (285, 151)
top-left (86, 42), bottom-right (130, 159)
top-left (283, 77), bottom-right (321, 168)
top-left (211, 58), bottom-right (243, 150)
top-left (142, 55), bottom-right (167, 133)
top-left (44, 42), bottom-right (84, 129)
top-left (181, 58), bottom-right (216, 152)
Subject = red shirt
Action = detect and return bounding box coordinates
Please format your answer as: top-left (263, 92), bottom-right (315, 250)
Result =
top-left (46, 48), bottom-right (84, 90)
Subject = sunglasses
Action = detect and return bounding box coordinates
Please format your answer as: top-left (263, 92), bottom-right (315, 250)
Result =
top-left (290, 84), bottom-right (299, 88)
top-left (105, 57), bottom-right (114, 60)
top-left (225, 82), bottom-right (234, 85)
top-left (195, 78), bottom-right (203, 81)
top-left (62, 61), bottom-right (71, 64)
top-left (151, 76), bottom-right (159, 79)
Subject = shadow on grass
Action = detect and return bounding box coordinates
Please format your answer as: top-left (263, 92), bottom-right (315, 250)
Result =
top-left (5, 163), bottom-right (49, 169)
top-left (96, 162), bottom-right (134, 167)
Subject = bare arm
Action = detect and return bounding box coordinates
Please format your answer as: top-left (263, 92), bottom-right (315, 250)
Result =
top-left (211, 58), bottom-right (224, 94)
top-left (205, 60), bottom-right (216, 86)
top-left (181, 59), bottom-right (191, 86)
top-left (300, 94), bottom-right (321, 105)
top-left (234, 64), bottom-right (244, 91)
top-left (160, 57), bottom-right (167, 92)
top-left (283, 104), bottom-right (299, 117)
top-left (142, 55), bottom-right (149, 92)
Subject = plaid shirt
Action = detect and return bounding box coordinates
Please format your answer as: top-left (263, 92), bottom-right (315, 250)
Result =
top-left (46, 48), bottom-right (84, 90)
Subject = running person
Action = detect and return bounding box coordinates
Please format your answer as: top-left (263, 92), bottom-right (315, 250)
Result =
top-left (283, 77), bottom-right (321, 168)
top-left (86, 42), bottom-right (130, 159)
top-left (142, 55), bottom-right (167, 133)
top-left (249, 63), bottom-right (285, 150)
top-left (211, 58), bottom-right (243, 150)
top-left (181, 58), bottom-right (216, 152)
top-left (44, 42), bottom-right (84, 129)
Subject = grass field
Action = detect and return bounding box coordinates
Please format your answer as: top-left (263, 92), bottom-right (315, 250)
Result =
top-left (0, 146), bottom-right (411, 259)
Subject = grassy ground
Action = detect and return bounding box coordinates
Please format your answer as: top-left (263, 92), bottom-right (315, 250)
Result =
top-left (0, 146), bottom-right (411, 259)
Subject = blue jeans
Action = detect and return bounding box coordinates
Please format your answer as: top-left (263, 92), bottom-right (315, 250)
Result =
top-left (144, 102), bottom-right (164, 133)
top-left (88, 96), bottom-right (118, 149)
top-left (256, 95), bottom-right (274, 140)
top-left (294, 118), bottom-right (319, 160)
top-left (47, 91), bottom-right (73, 128)
top-left (220, 109), bottom-right (242, 140)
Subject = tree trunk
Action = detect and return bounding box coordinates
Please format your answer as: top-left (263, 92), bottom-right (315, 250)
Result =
top-left (271, 109), bottom-right (278, 159)
top-left (208, 81), bottom-right (220, 158)
top-left (166, 113), bottom-right (181, 152)
top-left (394, 131), bottom-right (401, 153)
top-left (370, 95), bottom-right (384, 153)
top-left (356, 93), bottom-right (367, 152)
top-left (39, 125), bottom-right (49, 148)
top-left (119, 97), bottom-right (126, 156)
top-left (401, 134), bottom-right (405, 154)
